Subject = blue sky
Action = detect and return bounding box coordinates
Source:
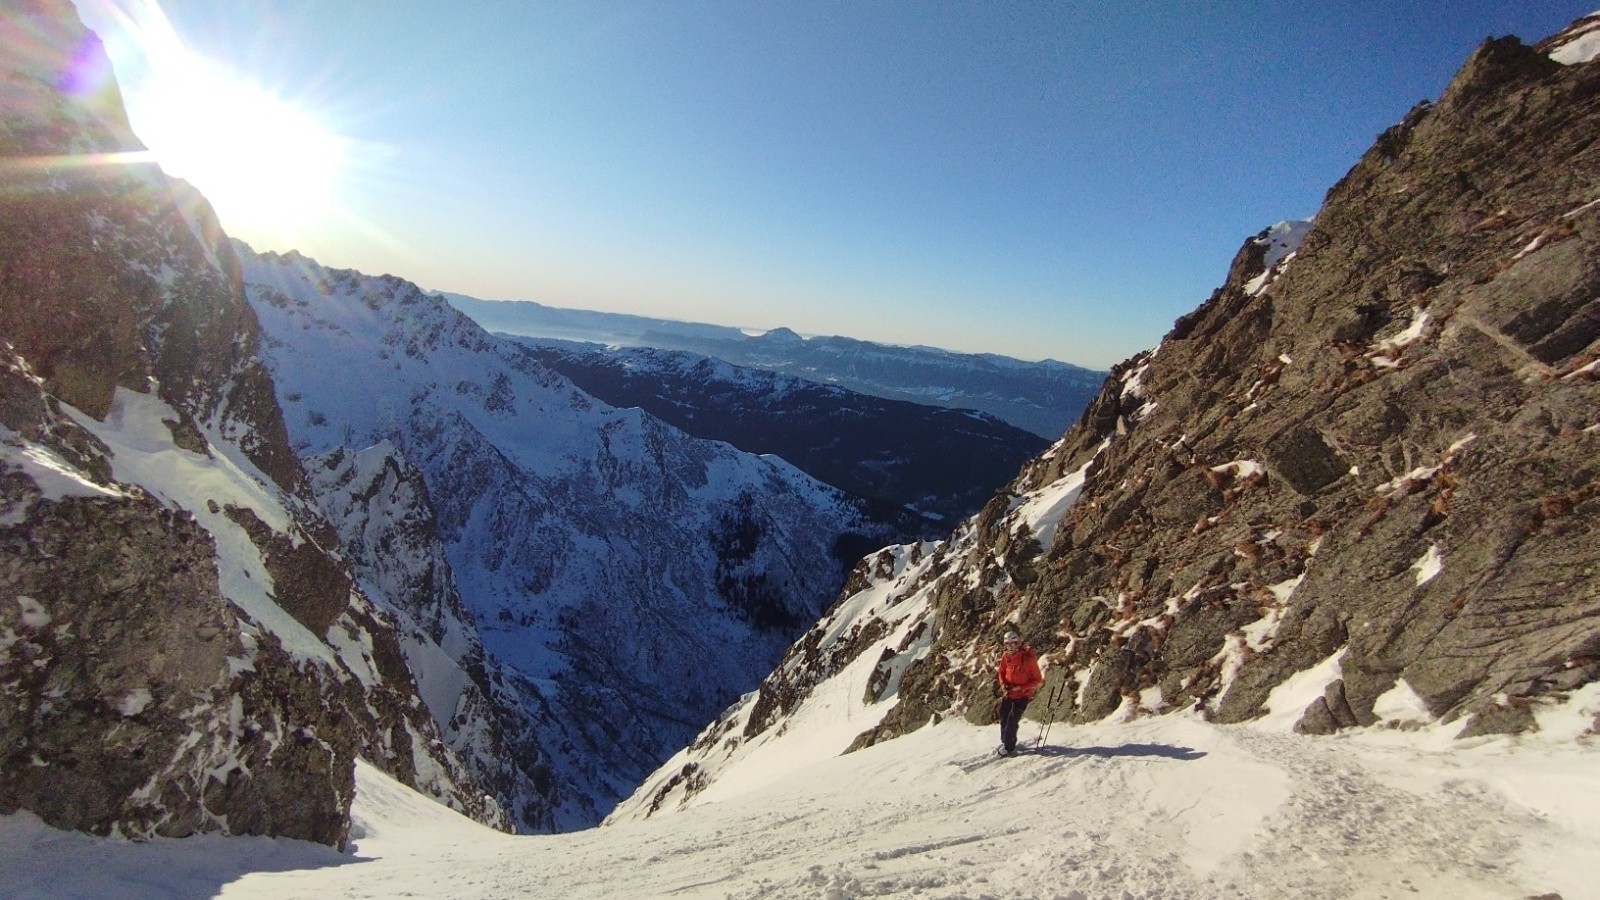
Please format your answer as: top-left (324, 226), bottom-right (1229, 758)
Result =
top-left (73, 1), bottom-right (1597, 368)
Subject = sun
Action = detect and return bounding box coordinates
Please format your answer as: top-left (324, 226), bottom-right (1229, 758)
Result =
top-left (85, 1), bottom-right (352, 245)
top-left (132, 63), bottom-right (348, 241)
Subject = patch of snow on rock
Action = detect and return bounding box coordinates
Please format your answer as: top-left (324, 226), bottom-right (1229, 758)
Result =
top-left (1258, 648), bottom-right (1346, 731)
top-left (1547, 12), bottom-right (1600, 64)
top-left (14, 596), bottom-right (51, 630)
top-left (0, 426), bottom-right (127, 524)
top-left (1372, 678), bottom-right (1433, 726)
top-left (1011, 441), bottom-right (1103, 550)
top-left (1245, 219), bottom-right (1313, 295)
top-left (117, 689), bottom-right (154, 718)
top-left (1210, 459), bottom-right (1265, 480)
top-left (1370, 307), bottom-right (1432, 368)
top-left (1412, 544), bottom-right (1444, 586)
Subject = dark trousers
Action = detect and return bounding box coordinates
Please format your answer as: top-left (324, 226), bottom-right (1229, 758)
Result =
top-left (998, 696), bottom-right (1030, 751)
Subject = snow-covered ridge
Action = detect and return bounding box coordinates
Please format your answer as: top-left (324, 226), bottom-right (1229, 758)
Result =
top-left (512, 337), bottom-right (1051, 530)
top-left (446, 293), bottom-right (1106, 439)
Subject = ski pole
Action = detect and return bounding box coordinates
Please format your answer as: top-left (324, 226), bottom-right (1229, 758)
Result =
top-left (1035, 674), bottom-right (1069, 748)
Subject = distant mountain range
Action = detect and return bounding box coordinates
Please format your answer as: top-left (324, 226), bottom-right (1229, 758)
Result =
top-left (444, 295), bottom-right (1105, 439)
top-left (508, 339), bottom-right (1050, 532)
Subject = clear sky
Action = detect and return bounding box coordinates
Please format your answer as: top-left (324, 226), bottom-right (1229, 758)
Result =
top-left (70, 1), bottom-right (1598, 369)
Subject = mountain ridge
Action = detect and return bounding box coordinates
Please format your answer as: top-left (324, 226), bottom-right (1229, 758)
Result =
top-left (1, 0), bottom-right (504, 845)
top-left (508, 337), bottom-right (1050, 532)
top-left (238, 243), bottom-right (901, 828)
top-left (2, 0), bottom-right (896, 840)
top-left (445, 293), bottom-right (1105, 439)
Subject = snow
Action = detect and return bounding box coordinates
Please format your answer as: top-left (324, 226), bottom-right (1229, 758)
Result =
top-left (1210, 459), bottom-right (1265, 480)
top-left (0, 425), bottom-right (128, 523)
top-left (1374, 434), bottom-right (1474, 496)
top-left (1244, 219), bottom-right (1313, 295)
top-left (1118, 359), bottom-right (1156, 420)
top-left (116, 688), bottom-right (154, 718)
top-left (1412, 543), bottom-right (1444, 586)
top-left (1548, 13), bottom-right (1600, 65)
top-left (1372, 678), bottom-right (1433, 726)
top-left (1257, 649), bottom-right (1345, 731)
top-left (1266, 572), bottom-right (1305, 603)
top-left (14, 595), bottom-right (51, 629)
top-left (1011, 441), bottom-right (1102, 550)
top-left (1369, 307), bottom-right (1431, 368)
top-left (62, 389), bottom-right (337, 665)
top-left (4, 702), bottom-right (1597, 899)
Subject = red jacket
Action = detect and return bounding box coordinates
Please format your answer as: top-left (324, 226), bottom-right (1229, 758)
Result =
top-left (998, 644), bottom-right (1043, 700)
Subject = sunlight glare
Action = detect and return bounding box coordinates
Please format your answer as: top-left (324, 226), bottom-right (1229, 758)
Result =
top-left (95, 0), bottom-right (352, 245)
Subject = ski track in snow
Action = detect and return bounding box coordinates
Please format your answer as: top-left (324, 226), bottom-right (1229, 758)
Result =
top-left (4, 712), bottom-right (1594, 900)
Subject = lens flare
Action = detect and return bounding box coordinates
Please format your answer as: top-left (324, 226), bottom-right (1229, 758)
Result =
top-left (80, 0), bottom-right (354, 247)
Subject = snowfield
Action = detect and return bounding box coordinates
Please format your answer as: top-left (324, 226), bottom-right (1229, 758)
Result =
top-left (4, 690), bottom-right (1596, 900)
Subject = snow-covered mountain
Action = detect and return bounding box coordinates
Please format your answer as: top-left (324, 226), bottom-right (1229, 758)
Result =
top-left (510, 338), bottom-right (1050, 531)
top-left (239, 247), bottom-right (898, 828)
top-left (445, 294), bottom-right (1105, 439)
top-left (616, 22), bottom-right (1600, 823)
top-left (299, 441), bottom-right (559, 830)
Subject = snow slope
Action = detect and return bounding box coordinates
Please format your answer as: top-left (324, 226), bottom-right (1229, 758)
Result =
top-left (3, 695), bottom-right (1596, 899)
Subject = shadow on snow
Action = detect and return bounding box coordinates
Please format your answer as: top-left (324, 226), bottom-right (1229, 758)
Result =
top-left (1029, 743), bottom-right (1206, 761)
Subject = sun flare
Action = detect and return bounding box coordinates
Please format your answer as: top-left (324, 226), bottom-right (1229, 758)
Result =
top-left (89, 1), bottom-right (352, 244)
top-left (133, 66), bottom-right (348, 238)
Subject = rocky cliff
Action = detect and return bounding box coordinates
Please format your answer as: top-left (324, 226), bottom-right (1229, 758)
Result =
top-left (619, 18), bottom-right (1600, 818)
top-left (1, 0), bottom-right (501, 845)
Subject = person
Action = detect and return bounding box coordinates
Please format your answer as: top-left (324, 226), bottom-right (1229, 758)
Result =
top-left (995, 630), bottom-right (1043, 756)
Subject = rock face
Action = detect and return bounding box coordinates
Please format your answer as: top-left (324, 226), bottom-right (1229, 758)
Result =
top-left (617, 22), bottom-right (1600, 818)
top-left (1, 0), bottom-right (500, 845)
top-left (0, 6), bottom-right (298, 494)
top-left (0, 428), bottom-right (352, 843)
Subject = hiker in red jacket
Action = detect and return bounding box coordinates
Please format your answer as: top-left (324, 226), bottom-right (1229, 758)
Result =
top-left (996, 630), bottom-right (1043, 756)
